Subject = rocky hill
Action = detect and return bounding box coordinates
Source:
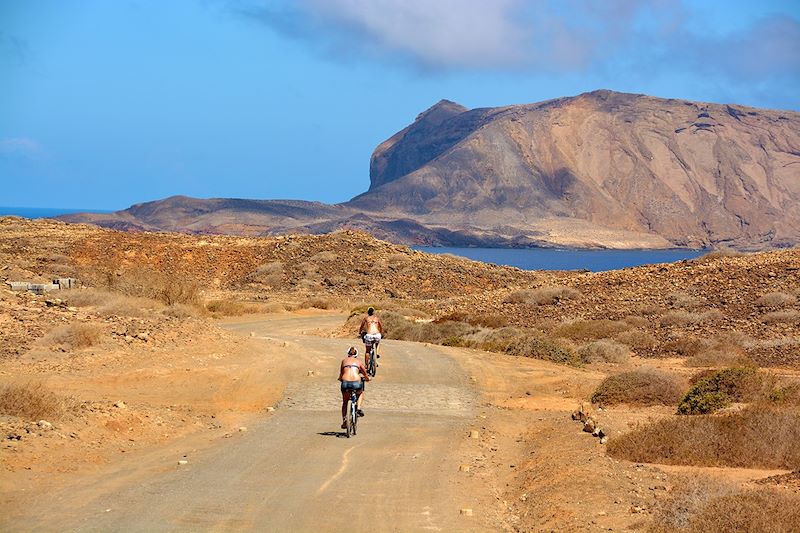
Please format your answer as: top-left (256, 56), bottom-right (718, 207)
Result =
top-left (60, 90), bottom-right (800, 249)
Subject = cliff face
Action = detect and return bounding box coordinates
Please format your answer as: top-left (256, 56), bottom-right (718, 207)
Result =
top-left (60, 91), bottom-right (800, 249)
top-left (352, 90), bottom-right (800, 248)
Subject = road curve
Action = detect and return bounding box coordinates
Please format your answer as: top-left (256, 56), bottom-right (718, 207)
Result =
top-left (13, 313), bottom-right (494, 532)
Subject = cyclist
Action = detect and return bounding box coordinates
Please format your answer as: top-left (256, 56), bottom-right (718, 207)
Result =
top-left (359, 307), bottom-right (383, 371)
top-left (338, 346), bottom-right (369, 429)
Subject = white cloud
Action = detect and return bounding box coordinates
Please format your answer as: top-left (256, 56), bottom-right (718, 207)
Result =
top-left (300, 0), bottom-right (529, 69)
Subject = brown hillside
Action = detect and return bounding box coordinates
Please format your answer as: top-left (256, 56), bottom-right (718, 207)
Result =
top-left (354, 90), bottom-right (800, 249)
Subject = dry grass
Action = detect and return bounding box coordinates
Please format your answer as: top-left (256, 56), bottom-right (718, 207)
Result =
top-left (298, 297), bottom-right (337, 310)
top-left (607, 406), bottom-right (800, 468)
top-left (690, 248), bottom-right (746, 263)
top-left (577, 339), bottom-right (631, 364)
top-left (660, 309), bottom-right (723, 327)
top-left (667, 291), bottom-right (706, 309)
top-left (755, 291), bottom-right (797, 308)
top-left (205, 299), bottom-right (259, 316)
top-left (61, 288), bottom-right (163, 317)
top-left (591, 367), bottom-right (685, 406)
top-left (162, 303), bottom-right (201, 319)
top-left (252, 261), bottom-right (284, 287)
top-left (615, 329), bottom-right (659, 355)
top-left (311, 250), bottom-right (338, 262)
top-left (504, 286), bottom-right (580, 305)
top-left (551, 319), bottom-right (632, 341)
top-left (375, 313), bottom-right (581, 366)
top-left (677, 367), bottom-right (763, 414)
top-left (0, 382), bottom-right (67, 420)
top-left (684, 344), bottom-right (755, 368)
top-left (95, 267), bottom-right (201, 306)
top-left (648, 476), bottom-right (800, 533)
top-left (41, 323), bottom-right (102, 350)
top-left (435, 311), bottom-right (508, 328)
top-left (762, 309), bottom-right (800, 324)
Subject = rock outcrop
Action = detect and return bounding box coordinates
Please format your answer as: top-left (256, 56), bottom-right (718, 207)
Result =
top-left (60, 90), bottom-right (800, 249)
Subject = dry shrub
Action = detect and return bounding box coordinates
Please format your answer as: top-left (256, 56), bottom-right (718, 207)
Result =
top-left (590, 367), bottom-right (684, 406)
top-left (756, 291), bottom-right (797, 308)
top-left (664, 335), bottom-right (709, 356)
top-left (0, 382), bottom-right (66, 420)
top-left (578, 339), bottom-right (631, 364)
top-left (436, 312), bottom-right (508, 328)
top-left (684, 343), bottom-right (755, 368)
top-left (42, 323), bottom-right (102, 350)
top-left (205, 299), bottom-right (259, 316)
top-left (262, 301), bottom-right (288, 313)
top-left (678, 367), bottom-right (763, 414)
top-left (622, 316), bottom-right (649, 329)
top-left (648, 476), bottom-right (733, 532)
top-left (385, 253), bottom-right (410, 266)
top-left (762, 310), bottom-right (800, 325)
top-left (311, 250), bottom-right (338, 262)
top-left (98, 267), bottom-right (201, 306)
top-left (635, 303), bottom-right (664, 316)
top-left (607, 406), bottom-right (800, 468)
top-left (648, 476), bottom-right (800, 533)
top-left (504, 286), bottom-right (580, 305)
top-left (615, 330), bottom-right (658, 355)
top-left (690, 248), bottom-right (746, 263)
top-left (475, 327), bottom-right (579, 365)
top-left (667, 291), bottom-right (706, 309)
top-left (253, 261), bottom-right (284, 287)
top-left (769, 382), bottom-right (800, 406)
top-left (162, 303), bottom-right (200, 319)
top-left (688, 488), bottom-right (800, 533)
top-left (552, 319), bottom-right (631, 341)
top-left (62, 288), bottom-right (162, 317)
top-left (378, 313), bottom-right (580, 365)
top-left (660, 309), bottom-right (723, 327)
top-left (299, 297), bottom-right (336, 310)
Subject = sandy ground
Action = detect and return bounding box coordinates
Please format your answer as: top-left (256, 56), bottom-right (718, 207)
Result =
top-left (2, 311), bottom-right (792, 532)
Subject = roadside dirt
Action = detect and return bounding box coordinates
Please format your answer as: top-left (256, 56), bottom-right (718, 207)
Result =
top-left (2, 312), bottom-right (790, 531)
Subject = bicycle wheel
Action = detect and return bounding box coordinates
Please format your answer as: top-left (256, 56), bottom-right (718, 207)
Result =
top-left (367, 346), bottom-right (376, 377)
top-left (351, 394), bottom-right (358, 436)
top-left (345, 398), bottom-right (353, 438)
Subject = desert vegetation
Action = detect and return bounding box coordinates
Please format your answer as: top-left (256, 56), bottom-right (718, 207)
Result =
top-left (607, 406), bottom-right (800, 469)
top-left (41, 322), bottom-right (102, 350)
top-left (577, 339), bottom-right (631, 364)
top-left (504, 286), bottom-right (581, 305)
top-left (648, 476), bottom-right (800, 533)
top-left (677, 367), bottom-right (763, 414)
top-left (0, 382), bottom-right (69, 420)
top-left (590, 367), bottom-right (684, 406)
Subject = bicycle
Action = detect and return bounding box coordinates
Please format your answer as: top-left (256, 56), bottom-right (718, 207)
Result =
top-left (345, 388), bottom-right (359, 438)
top-left (365, 342), bottom-right (378, 377)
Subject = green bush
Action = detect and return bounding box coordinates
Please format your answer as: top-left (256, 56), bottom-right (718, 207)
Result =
top-left (678, 367), bottom-right (762, 415)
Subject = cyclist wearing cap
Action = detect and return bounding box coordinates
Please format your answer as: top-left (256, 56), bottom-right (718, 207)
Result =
top-left (338, 346), bottom-right (369, 429)
top-left (359, 307), bottom-right (383, 371)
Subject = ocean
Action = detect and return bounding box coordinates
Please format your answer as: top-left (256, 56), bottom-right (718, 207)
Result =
top-left (415, 246), bottom-right (706, 272)
top-left (1, 206), bottom-right (705, 272)
top-left (0, 206), bottom-right (113, 218)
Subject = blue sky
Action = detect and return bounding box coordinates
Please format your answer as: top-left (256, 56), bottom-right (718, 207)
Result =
top-left (1, 0), bottom-right (799, 210)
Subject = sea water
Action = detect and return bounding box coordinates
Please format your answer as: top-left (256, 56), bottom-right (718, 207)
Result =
top-left (0, 206), bottom-right (113, 218)
top-left (415, 246), bottom-right (706, 272)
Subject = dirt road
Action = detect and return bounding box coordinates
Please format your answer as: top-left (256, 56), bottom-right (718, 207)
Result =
top-left (5, 313), bottom-right (500, 532)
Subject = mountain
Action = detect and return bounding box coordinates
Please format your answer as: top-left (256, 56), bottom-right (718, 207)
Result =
top-left (60, 90), bottom-right (800, 249)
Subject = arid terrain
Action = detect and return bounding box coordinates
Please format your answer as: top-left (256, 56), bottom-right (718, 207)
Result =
top-left (60, 90), bottom-right (800, 250)
top-left (2, 216), bottom-right (799, 531)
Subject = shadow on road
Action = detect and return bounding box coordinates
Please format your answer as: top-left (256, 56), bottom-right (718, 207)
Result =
top-left (318, 431), bottom-right (348, 439)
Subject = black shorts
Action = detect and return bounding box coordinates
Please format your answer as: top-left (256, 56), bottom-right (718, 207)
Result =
top-left (341, 380), bottom-right (364, 392)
